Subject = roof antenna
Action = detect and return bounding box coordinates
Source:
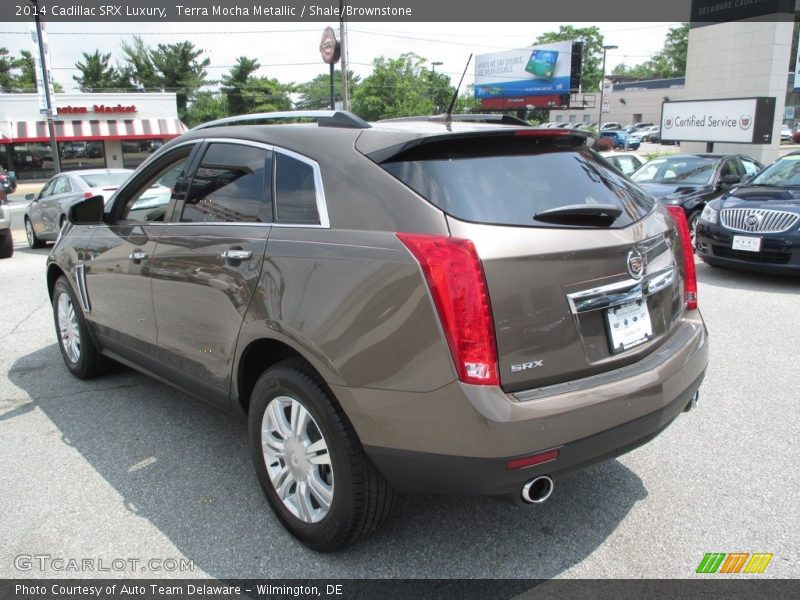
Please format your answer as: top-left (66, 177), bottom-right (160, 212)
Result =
top-left (445, 53), bottom-right (473, 119)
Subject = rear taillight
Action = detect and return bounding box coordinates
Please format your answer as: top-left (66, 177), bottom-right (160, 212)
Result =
top-left (666, 206), bottom-right (698, 310)
top-left (83, 192), bottom-right (94, 198)
top-left (397, 233), bottom-right (499, 386)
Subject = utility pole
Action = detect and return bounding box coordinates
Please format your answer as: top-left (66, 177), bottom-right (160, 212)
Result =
top-left (339, 0), bottom-right (349, 110)
top-left (30, 0), bottom-right (60, 174)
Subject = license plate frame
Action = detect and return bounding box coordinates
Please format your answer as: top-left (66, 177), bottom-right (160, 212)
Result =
top-left (732, 235), bottom-right (762, 252)
top-left (606, 300), bottom-right (653, 354)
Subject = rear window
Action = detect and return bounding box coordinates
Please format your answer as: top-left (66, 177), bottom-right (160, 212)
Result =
top-left (79, 172), bottom-right (131, 188)
top-left (380, 138), bottom-right (654, 228)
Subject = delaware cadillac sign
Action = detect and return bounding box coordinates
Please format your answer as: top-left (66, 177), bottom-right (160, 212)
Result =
top-left (660, 97), bottom-right (775, 144)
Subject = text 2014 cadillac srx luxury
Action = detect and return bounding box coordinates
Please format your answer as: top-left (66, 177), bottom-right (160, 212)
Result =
top-left (47, 111), bottom-right (708, 551)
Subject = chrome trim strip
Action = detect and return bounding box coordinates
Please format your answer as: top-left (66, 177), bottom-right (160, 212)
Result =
top-left (74, 263), bottom-right (91, 313)
top-left (566, 265), bottom-right (675, 315)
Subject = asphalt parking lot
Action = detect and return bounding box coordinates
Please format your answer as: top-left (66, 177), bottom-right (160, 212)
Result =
top-left (1, 181), bottom-right (799, 580)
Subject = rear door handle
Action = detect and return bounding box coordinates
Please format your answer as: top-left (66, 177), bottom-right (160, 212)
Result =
top-left (129, 249), bottom-right (148, 263)
top-left (221, 249), bottom-right (252, 262)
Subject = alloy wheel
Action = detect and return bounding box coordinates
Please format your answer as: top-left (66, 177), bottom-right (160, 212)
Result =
top-left (261, 395), bottom-right (334, 523)
top-left (57, 293), bottom-right (81, 363)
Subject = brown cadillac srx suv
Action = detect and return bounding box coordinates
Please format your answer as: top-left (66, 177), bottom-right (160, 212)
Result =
top-left (47, 111), bottom-right (707, 551)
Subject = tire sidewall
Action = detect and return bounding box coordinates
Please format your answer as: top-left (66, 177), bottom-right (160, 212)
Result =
top-left (248, 365), bottom-right (358, 551)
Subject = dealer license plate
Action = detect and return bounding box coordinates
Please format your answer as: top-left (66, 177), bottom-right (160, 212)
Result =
top-left (606, 300), bottom-right (653, 353)
top-left (732, 235), bottom-right (762, 252)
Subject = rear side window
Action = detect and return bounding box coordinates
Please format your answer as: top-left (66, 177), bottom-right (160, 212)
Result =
top-left (182, 143), bottom-right (272, 223)
top-left (275, 152), bottom-right (320, 225)
top-left (380, 137), bottom-right (654, 228)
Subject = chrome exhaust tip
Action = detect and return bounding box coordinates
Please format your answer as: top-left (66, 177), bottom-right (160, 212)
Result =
top-left (521, 475), bottom-right (554, 504)
top-left (684, 391), bottom-right (700, 413)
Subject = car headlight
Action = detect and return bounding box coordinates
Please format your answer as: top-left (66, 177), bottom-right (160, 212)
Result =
top-left (700, 204), bottom-right (718, 224)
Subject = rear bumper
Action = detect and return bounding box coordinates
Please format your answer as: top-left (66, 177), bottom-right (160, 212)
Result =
top-left (366, 374), bottom-right (702, 497)
top-left (333, 314), bottom-right (707, 497)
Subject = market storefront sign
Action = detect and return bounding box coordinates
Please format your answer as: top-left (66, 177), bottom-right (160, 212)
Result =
top-left (57, 104), bottom-right (137, 115)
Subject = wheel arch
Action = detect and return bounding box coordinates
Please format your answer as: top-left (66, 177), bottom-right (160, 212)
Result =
top-left (236, 337), bottom-right (331, 416)
top-left (47, 263), bottom-right (67, 300)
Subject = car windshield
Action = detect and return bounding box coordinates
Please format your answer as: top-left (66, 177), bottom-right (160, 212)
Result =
top-left (631, 156), bottom-right (717, 186)
top-left (749, 155), bottom-right (800, 187)
top-left (79, 172), bottom-right (131, 188)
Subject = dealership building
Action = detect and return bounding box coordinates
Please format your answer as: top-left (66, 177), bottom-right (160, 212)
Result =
top-left (0, 92), bottom-right (186, 180)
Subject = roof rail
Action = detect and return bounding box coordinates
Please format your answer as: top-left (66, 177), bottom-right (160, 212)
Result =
top-left (379, 114), bottom-right (532, 127)
top-left (189, 110), bottom-right (371, 132)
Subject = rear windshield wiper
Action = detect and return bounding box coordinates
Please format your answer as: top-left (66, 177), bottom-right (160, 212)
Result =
top-left (533, 204), bottom-right (623, 226)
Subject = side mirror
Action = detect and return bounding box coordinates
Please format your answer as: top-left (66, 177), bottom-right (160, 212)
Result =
top-left (25, 193), bottom-right (36, 201)
top-left (68, 195), bottom-right (104, 225)
top-left (719, 174), bottom-right (741, 186)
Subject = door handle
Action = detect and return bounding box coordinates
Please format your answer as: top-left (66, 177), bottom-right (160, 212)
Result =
top-left (129, 249), bottom-right (148, 263)
top-left (221, 249), bottom-right (252, 262)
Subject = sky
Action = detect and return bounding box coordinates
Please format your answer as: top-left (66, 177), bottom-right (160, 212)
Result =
top-left (0, 21), bottom-right (680, 93)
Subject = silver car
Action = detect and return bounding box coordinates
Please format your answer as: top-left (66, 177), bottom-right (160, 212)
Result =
top-left (24, 169), bottom-right (132, 248)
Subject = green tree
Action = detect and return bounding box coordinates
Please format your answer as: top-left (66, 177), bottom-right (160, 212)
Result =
top-left (295, 70), bottom-right (361, 110)
top-left (150, 41), bottom-right (210, 117)
top-left (0, 48), bottom-right (15, 91)
top-left (612, 23), bottom-right (689, 80)
top-left (351, 53), bottom-right (454, 120)
top-left (184, 92), bottom-right (227, 127)
top-left (10, 50), bottom-right (62, 92)
top-left (221, 56), bottom-right (261, 116)
top-left (120, 36), bottom-right (157, 89)
top-left (120, 36), bottom-right (210, 118)
top-left (533, 26), bottom-right (604, 91)
top-left (73, 50), bottom-right (119, 92)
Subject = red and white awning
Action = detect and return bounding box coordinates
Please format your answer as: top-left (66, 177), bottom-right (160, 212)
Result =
top-left (4, 118), bottom-right (187, 143)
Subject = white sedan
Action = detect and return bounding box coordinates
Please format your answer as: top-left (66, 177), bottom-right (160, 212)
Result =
top-left (24, 168), bottom-right (133, 248)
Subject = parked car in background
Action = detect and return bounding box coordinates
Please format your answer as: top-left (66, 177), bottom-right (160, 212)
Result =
top-left (0, 166), bottom-right (17, 195)
top-left (781, 125), bottom-right (792, 142)
top-left (631, 126), bottom-right (660, 142)
top-left (0, 187), bottom-right (12, 258)
top-left (24, 168), bottom-right (133, 248)
top-left (600, 151), bottom-right (646, 176)
top-left (46, 112), bottom-right (707, 551)
top-left (631, 153), bottom-right (763, 240)
top-left (599, 130), bottom-right (641, 150)
top-left (696, 151), bottom-right (800, 275)
top-left (600, 122), bottom-right (621, 130)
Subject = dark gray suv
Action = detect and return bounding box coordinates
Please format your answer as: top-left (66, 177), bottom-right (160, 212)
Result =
top-left (47, 111), bottom-right (707, 551)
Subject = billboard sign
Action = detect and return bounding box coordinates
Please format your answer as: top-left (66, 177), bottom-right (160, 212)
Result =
top-left (660, 97), bottom-right (775, 144)
top-left (474, 41), bottom-right (574, 99)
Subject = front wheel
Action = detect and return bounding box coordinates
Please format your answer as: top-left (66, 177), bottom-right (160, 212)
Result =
top-left (0, 230), bottom-right (12, 259)
top-left (248, 359), bottom-right (395, 552)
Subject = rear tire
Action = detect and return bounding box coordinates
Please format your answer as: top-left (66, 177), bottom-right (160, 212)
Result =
top-left (52, 276), bottom-right (113, 379)
top-left (25, 217), bottom-right (45, 249)
top-left (0, 230), bottom-right (12, 259)
top-left (248, 358), bottom-right (395, 552)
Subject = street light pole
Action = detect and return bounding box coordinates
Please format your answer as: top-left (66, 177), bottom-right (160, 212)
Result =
top-left (30, 0), bottom-right (60, 175)
top-left (598, 44), bottom-right (618, 131)
top-left (430, 61), bottom-right (443, 113)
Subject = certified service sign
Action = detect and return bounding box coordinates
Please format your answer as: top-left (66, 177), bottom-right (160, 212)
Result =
top-left (660, 97), bottom-right (775, 144)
